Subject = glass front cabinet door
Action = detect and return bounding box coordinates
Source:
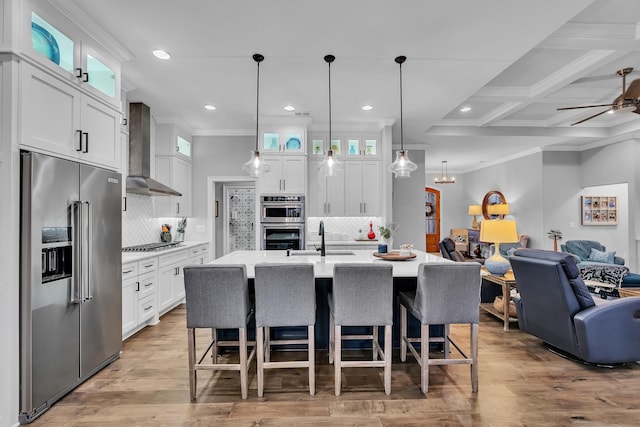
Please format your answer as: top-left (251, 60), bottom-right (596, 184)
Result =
top-left (261, 128), bottom-right (306, 153)
top-left (346, 138), bottom-right (378, 157)
top-left (26, 4), bottom-right (121, 108)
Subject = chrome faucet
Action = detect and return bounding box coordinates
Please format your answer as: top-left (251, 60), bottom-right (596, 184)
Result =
top-left (318, 221), bottom-right (326, 257)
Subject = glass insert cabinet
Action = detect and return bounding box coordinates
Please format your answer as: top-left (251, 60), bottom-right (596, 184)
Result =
top-left (262, 130), bottom-right (305, 153)
top-left (310, 137), bottom-right (378, 158)
top-left (26, 6), bottom-right (120, 107)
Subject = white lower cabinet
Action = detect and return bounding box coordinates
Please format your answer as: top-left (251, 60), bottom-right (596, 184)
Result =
top-left (158, 249), bottom-right (189, 314)
top-left (122, 258), bottom-right (159, 339)
top-left (188, 243), bottom-right (211, 265)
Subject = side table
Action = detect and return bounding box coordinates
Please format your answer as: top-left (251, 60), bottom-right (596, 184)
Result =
top-left (480, 270), bottom-right (518, 331)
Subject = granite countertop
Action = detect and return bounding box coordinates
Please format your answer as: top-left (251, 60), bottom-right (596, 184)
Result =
top-left (210, 249), bottom-right (449, 279)
top-left (122, 241), bottom-right (208, 264)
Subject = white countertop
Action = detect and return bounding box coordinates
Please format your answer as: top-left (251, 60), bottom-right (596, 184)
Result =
top-left (307, 240), bottom-right (380, 247)
top-left (209, 249), bottom-right (450, 279)
top-left (122, 241), bottom-right (208, 264)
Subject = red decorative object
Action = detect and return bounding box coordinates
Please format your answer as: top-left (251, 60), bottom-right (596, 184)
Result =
top-left (367, 221), bottom-right (376, 239)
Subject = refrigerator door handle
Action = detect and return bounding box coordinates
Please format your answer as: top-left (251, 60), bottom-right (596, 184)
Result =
top-left (71, 201), bottom-right (82, 304)
top-left (83, 201), bottom-right (94, 302)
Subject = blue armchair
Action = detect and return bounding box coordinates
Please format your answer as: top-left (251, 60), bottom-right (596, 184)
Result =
top-left (510, 249), bottom-right (640, 365)
top-left (560, 240), bottom-right (624, 268)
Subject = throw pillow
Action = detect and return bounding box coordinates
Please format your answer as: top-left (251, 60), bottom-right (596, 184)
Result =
top-left (453, 235), bottom-right (467, 243)
top-left (506, 247), bottom-right (517, 257)
top-left (588, 248), bottom-right (615, 264)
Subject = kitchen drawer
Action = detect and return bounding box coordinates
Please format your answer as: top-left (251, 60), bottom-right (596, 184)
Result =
top-left (189, 245), bottom-right (208, 258)
top-left (159, 249), bottom-right (188, 266)
top-left (138, 257), bottom-right (158, 274)
top-left (122, 262), bottom-right (138, 280)
top-left (138, 294), bottom-right (156, 323)
top-left (137, 271), bottom-right (156, 299)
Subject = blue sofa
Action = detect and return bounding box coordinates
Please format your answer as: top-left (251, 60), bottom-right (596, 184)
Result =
top-left (510, 249), bottom-right (640, 364)
top-left (560, 240), bottom-right (624, 268)
top-left (560, 239), bottom-right (640, 286)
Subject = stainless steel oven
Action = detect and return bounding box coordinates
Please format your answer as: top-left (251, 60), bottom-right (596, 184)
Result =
top-left (260, 195), bottom-right (305, 223)
top-left (260, 195), bottom-right (305, 250)
top-left (261, 223), bottom-right (305, 250)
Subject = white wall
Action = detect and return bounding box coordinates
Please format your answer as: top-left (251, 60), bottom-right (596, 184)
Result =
top-left (392, 150), bottom-right (425, 251)
top-left (463, 152), bottom-right (545, 248)
top-left (188, 135), bottom-right (254, 242)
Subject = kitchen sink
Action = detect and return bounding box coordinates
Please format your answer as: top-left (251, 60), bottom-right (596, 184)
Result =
top-left (289, 250), bottom-right (356, 256)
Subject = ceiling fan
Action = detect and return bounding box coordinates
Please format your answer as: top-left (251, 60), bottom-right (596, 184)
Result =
top-left (557, 67), bottom-right (640, 126)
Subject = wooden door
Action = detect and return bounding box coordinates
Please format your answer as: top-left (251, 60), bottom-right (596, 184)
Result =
top-left (425, 187), bottom-right (440, 253)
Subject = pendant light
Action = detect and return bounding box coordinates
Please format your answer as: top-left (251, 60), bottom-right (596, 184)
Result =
top-left (388, 55), bottom-right (417, 179)
top-left (434, 160), bottom-right (455, 184)
top-left (242, 53), bottom-right (271, 177)
top-left (317, 54), bottom-right (343, 177)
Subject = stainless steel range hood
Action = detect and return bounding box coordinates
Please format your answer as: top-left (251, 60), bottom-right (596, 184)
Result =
top-left (126, 102), bottom-right (181, 196)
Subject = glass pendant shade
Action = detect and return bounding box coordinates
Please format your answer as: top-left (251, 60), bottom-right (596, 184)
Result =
top-left (388, 149), bottom-right (417, 179)
top-left (317, 149), bottom-right (342, 177)
top-left (242, 150), bottom-right (271, 177)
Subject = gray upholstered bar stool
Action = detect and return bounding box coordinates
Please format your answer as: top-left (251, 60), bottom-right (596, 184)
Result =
top-left (183, 265), bottom-right (255, 400)
top-left (329, 263), bottom-right (394, 396)
top-left (399, 262), bottom-right (481, 394)
top-left (253, 263), bottom-right (316, 397)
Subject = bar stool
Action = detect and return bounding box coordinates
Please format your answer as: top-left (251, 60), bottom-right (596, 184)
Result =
top-left (254, 263), bottom-right (316, 397)
top-left (329, 263), bottom-right (393, 396)
top-left (399, 262), bottom-right (481, 393)
top-left (183, 265), bottom-right (255, 400)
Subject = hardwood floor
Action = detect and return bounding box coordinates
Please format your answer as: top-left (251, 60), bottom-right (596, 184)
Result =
top-left (32, 305), bottom-right (640, 426)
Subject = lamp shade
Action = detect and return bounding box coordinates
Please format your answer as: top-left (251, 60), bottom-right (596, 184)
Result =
top-left (479, 219), bottom-right (518, 243)
top-left (487, 203), bottom-right (510, 216)
top-left (468, 205), bottom-right (482, 216)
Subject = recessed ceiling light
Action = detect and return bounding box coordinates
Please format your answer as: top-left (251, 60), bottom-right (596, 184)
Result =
top-left (362, 105), bottom-right (373, 111)
top-left (460, 106), bottom-right (471, 112)
top-left (284, 105), bottom-right (295, 111)
top-left (152, 49), bottom-right (171, 60)
top-left (204, 104), bottom-right (216, 111)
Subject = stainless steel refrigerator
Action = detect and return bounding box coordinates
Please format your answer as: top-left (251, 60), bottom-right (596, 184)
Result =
top-left (20, 151), bottom-right (122, 423)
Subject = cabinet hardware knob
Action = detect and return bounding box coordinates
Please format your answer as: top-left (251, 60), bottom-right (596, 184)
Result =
top-left (76, 130), bottom-right (83, 151)
top-left (83, 132), bottom-right (89, 153)
top-left (75, 68), bottom-right (83, 79)
top-left (83, 72), bottom-right (89, 83)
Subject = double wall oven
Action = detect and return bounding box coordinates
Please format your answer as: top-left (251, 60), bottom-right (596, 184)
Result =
top-left (260, 195), bottom-right (305, 250)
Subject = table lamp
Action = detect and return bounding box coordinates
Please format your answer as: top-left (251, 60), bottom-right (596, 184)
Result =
top-left (480, 219), bottom-right (518, 276)
top-left (468, 205), bottom-right (482, 229)
top-left (487, 203), bottom-right (510, 217)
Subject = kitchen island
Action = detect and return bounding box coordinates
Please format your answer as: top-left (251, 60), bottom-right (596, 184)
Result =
top-left (210, 249), bottom-right (448, 277)
top-left (209, 249), bottom-right (451, 349)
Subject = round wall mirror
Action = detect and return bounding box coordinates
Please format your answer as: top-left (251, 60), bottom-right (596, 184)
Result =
top-left (482, 191), bottom-right (506, 219)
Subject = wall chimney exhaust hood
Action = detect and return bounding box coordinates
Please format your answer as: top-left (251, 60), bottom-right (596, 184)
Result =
top-left (126, 102), bottom-right (182, 196)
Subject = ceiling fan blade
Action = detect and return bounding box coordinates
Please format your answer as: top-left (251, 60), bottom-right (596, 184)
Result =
top-left (570, 109), bottom-right (610, 126)
top-left (571, 70), bottom-right (640, 85)
top-left (633, 105), bottom-right (640, 115)
top-left (557, 104), bottom-right (614, 111)
top-left (623, 79), bottom-right (640, 100)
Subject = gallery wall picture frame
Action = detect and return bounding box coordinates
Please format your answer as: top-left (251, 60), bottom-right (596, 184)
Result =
top-left (581, 196), bottom-right (617, 225)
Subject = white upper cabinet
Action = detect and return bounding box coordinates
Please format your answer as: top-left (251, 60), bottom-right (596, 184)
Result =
top-left (156, 123), bottom-right (192, 162)
top-left (309, 134), bottom-right (379, 159)
top-left (345, 138), bottom-right (379, 158)
top-left (260, 155), bottom-right (306, 194)
top-left (20, 62), bottom-right (121, 170)
top-left (23, 1), bottom-right (121, 108)
top-left (345, 160), bottom-right (381, 216)
top-left (155, 155), bottom-right (192, 217)
top-left (308, 161), bottom-right (345, 216)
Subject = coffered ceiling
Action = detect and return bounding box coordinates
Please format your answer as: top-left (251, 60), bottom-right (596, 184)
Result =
top-left (55, 0), bottom-right (640, 174)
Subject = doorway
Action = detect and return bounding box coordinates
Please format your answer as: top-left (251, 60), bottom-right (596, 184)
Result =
top-left (222, 184), bottom-right (256, 255)
top-left (425, 187), bottom-right (441, 253)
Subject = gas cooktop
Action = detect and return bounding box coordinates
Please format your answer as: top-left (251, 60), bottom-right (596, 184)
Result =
top-left (122, 242), bottom-right (184, 252)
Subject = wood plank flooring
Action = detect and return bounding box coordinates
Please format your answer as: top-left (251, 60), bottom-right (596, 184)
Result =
top-left (31, 305), bottom-right (640, 426)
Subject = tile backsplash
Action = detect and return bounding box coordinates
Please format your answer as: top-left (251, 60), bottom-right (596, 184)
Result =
top-left (307, 216), bottom-right (383, 242)
top-left (122, 194), bottom-right (181, 247)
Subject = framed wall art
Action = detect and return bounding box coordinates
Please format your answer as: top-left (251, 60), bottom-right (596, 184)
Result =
top-left (581, 196), bottom-right (617, 225)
